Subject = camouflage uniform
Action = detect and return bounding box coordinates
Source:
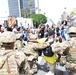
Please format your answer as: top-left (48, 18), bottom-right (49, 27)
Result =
top-left (0, 31), bottom-right (26, 75)
top-left (22, 42), bottom-right (49, 75)
top-left (52, 26), bottom-right (76, 75)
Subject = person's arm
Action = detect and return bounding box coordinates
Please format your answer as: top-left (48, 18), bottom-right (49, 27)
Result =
top-left (60, 24), bottom-right (64, 30)
top-left (28, 34), bottom-right (38, 42)
top-left (28, 39), bottom-right (38, 43)
top-left (51, 41), bottom-right (71, 54)
top-left (33, 42), bottom-right (50, 50)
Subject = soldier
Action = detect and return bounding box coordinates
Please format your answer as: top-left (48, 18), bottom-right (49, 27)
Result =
top-left (28, 28), bottom-right (63, 75)
top-left (66, 26), bottom-right (76, 75)
top-left (0, 31), bottom-right (26, 75)
top-left (53, 26), bottom-right (76, 75)
top-left (22, 41), bottom-right (49, 75)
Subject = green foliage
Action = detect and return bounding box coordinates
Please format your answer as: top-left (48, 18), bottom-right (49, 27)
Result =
top-left (21, 8), bottom-right (25, 17)
top-left (28, 0), bottom-right (33, 6)
top-left (21, 8), bottom-right (30, 18)
top-left (30, 14), bottom-right (47, 27)
top-left (35, 7), bottom-right (41, 14)
top-left (70, 11), bottom-right (76, 16)
top-left (70, 8), bottom-right (76, 17)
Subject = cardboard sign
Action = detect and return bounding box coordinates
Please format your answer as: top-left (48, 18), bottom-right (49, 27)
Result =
top-left (7, 17), bottom-right (16, 28)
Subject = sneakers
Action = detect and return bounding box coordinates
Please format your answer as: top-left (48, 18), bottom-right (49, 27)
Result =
top-left (46, 71), bottom-right (54, 75)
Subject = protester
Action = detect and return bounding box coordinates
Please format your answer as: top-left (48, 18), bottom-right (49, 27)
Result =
top-left (43, 28), bottom-right (56, 75)
top-left (12, 25), bottom-right (18, 34)
top-left (22, 27), bottom-right (28, 45)
top-left (44, 24), bottom-right (49, 38)
top-left (60, 20), bottom-right (70, 41)
top-left (28, 28), bottom-right (63, 75)
top-left (37, 24), bottom-right (45, 38)
top-left (36, 24), bottom-right (45, 56)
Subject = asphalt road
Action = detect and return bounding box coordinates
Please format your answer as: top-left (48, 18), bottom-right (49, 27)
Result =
top-left (34, 56), bottom-right (48, 75)
top-left (34, 56), bottom-right (70, 75)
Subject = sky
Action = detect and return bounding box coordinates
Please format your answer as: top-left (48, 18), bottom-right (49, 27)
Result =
top-left (0, 0), bottom-right (76, 24)
top-left (35, 0), bottom-right (76, 24)
top-left (0, 0), bottom-right (9, 17)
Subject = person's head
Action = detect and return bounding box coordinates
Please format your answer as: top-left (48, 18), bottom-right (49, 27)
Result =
top-left (17, 27), bottom-right (20, 31)
top-left (1, 26), bottom-right (6, 32)
top-left (52, 24), bottom-right (56, 28)
top-left (44, 32), bottom-right (48, 38)
top-left (46, 24), bottom-right (49, 28)
top-left (41, 25), bottom-right (45, 30)
top-left (38, 24), bottom-right (43, 28)
top-left (68, 27), bottom-right (76, 38)
top-left (61, 20), bottom-right (67, 26)
top-left (0, 25), bottom-right (2, 31)
top-left (48, 28), bottom-right (55, 38)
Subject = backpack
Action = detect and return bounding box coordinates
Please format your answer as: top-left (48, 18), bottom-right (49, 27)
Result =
top-left (43, 41), bottom-right (54, 57)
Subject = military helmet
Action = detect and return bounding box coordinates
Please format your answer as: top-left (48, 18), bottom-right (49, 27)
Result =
top-left (68, 26), bottom-right (76, 37)
top-left (15, 33), bottom-right (22, 40)
top-left (0, 31), bottom-right (16, 43)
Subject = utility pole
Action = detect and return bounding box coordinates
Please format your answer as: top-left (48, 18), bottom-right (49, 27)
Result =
top-left (37, 0), bottom-right (39, 14)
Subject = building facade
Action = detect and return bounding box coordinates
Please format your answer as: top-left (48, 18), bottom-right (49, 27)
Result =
top-left (8, 0), bottom-right (35, 17)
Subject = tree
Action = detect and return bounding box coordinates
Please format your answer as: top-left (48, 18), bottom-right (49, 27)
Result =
top-left (35, 7), bottom-right (41, 14)
top-left (28, 0), bottom-right (33, 6)
top-left (21, 8), bottom-right (25, 17)
top-left (70, 11), bottom-right (76, 16)
top-left (70, 8), bottom-right (76, 17)
top-left (30, 14), bottom-right (47, 27)
top-left (21, 8), bottom-right (30, 18)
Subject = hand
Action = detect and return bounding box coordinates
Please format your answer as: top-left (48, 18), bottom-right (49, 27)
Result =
top-left (57, 50), bottom-right (63, 55)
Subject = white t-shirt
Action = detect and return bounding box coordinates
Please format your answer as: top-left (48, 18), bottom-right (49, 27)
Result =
top-left (12, 28), bottom-right (17, 34)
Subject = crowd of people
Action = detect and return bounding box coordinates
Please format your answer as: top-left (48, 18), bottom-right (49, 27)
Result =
top-left (0, 20), bottom-right (73, 75)
top-left (27, 20), bottom-right (71, 75)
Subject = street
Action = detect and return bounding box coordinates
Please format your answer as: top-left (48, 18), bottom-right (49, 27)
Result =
top-left (35, 56), bottom-right (48, 75)
top-left (34, 56), bottom-right (70, 75)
